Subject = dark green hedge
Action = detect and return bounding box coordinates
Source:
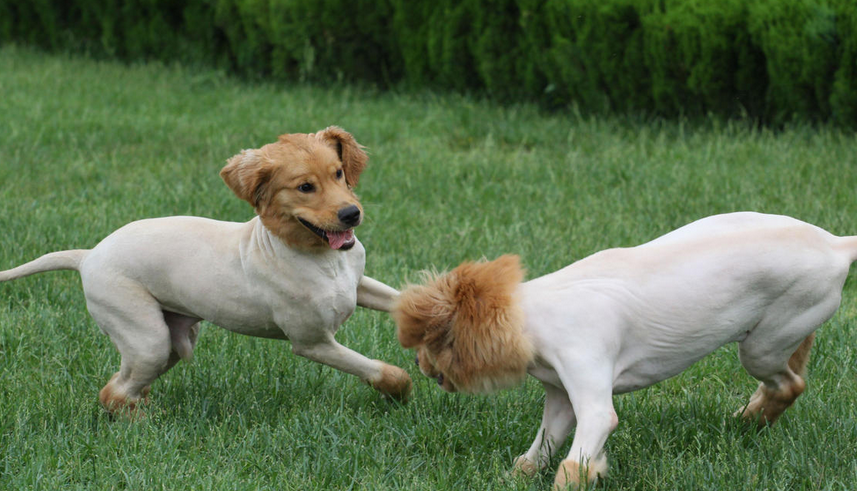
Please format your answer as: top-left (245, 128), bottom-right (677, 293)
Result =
top-left (2, 0), bottom-right (856, 125)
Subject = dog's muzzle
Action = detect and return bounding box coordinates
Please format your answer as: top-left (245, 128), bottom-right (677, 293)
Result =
top-left (297, 217), bottom-right (356, 250)
top-left (415, 352), bottom-right (446, 386)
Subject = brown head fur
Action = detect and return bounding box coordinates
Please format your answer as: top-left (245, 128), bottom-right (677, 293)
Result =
top-left (220, 126), bottom-right (367, 249)
top-left (393, 255), bottom-right (534, 394)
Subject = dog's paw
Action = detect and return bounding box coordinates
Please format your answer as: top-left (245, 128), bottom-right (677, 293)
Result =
top-left (553, 456), bottom-right (607, 490)
top-left (99, 373), bottom-right (151, 420)
top-left (511, 455), bottom-right (540, 477)
top-left (735, 378), bottom-right (804, 428)
top-left (100, 398), bottom-right (149, 421)
top-left (369, 362), bottom-right (412, 402)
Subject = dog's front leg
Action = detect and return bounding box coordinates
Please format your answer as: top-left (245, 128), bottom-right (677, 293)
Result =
top-left (513, 382), bottom-right (576, 477)
top-left (356, 275), bottom-right (399, 312)
top-left (553, 364), bottom-right (616, 489)
top-left (291, 335), bottom-right (411, 401)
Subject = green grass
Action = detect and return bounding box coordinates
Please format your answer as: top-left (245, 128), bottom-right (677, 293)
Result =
top-left (1, 44), bottom-right (856, 490)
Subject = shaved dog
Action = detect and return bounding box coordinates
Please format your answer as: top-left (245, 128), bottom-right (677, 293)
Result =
top-left (1, 127), bottom-right (410, 416)
top-left (394, 212), bottom-right (857, 488)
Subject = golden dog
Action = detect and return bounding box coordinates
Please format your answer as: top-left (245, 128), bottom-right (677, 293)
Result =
top-left (0, 127), bottom-right (410, 415)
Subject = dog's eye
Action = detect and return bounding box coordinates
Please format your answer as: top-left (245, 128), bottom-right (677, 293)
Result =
top-left (298, 183), bottom-right (315, 193)
top-left (335, 169), bottom-right (343, 180)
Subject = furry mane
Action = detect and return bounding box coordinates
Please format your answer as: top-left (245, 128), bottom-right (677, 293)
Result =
top-left (393, 254), bottom-right (534, 393)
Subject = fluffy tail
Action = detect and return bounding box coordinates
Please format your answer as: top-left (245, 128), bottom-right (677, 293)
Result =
top-left (0, 250), bottom-right (88, 282)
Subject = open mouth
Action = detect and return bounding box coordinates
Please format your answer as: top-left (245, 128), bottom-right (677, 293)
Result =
top-left (298, 218), bottom-right (356, 250)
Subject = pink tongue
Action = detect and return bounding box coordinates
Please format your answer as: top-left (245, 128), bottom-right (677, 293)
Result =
top-left (327, 229), bottom-right (354, 249)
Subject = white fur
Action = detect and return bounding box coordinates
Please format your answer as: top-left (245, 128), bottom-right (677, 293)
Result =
top-left (0, 215), bottom-right (400, 406)
top-left (513, 212), bottom-right (857, 480)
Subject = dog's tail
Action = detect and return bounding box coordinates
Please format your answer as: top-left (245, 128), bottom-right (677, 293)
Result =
top-left (0, 250), bottom-right (88, 282)
top-left (836, 235), bottom-right (857, 263)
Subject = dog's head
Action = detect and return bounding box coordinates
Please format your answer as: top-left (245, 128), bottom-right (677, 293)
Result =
top-left (220, 126), bottom-right (368, 250)
top-left (393, 255), bottom-right (534, 394)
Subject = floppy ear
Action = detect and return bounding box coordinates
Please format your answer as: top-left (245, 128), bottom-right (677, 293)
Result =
top-left (316, 126), bottom-right (368, 188)
top-left (220, 149), bottom-right (274, 208)
top-left (393, 273), bottom-right (457, 348)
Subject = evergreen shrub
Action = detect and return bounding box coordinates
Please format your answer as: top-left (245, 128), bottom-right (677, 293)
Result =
top-left (2, 0), bottom-right (855, 125)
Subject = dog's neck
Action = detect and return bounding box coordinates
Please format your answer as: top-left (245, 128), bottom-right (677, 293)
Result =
top-left (244, 217), bottom-right (328, 260)
top-left (516, 283), bottom-right (556, 376)
top-left (257, 213), bottom-right (329, 251)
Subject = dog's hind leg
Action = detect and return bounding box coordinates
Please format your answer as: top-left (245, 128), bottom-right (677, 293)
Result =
top-left (736, 333), bottom-right (816, 427)
top-left (135, 311), bottom-right (202, 399)
top-left (85, 284), bottom-right (175, 417)
top-left (787, 332), bottom-right (815, 378)
top-left (513, 382), bottom-right (576, 477)
top-left (736, 284), bottom-right (838, 428)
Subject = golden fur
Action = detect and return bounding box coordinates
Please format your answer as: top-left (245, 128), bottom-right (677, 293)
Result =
top-left (393, 254), bottom-right (534, 394)
top-left (369, 362), bottom-right (413, 400)
top-left (220, 126), bottom-right (367, 250)
top-left (735, 332), bottom-right (814, 427)
top-left (553, 456), bottom-right (608, 490)
top-left (98, 373), bottom-right (149, 419)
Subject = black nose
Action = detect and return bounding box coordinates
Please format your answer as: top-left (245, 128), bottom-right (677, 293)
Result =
top-left (437, 373), bottom-right (444, 386)
top-left (338, 205), bottom-right (361, 227)
top-left (414, 354), bottom-right (420, 367)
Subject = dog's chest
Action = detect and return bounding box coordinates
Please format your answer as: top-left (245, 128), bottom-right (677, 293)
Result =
top-left (270, 245), bottom-right (364, 331)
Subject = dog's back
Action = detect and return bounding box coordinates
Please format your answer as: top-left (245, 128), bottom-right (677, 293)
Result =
top-left (524, 212), bottom-right (856, 391)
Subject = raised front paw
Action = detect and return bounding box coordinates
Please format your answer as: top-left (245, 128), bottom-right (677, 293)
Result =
top-left (368, 362), bottom-right (412, 402)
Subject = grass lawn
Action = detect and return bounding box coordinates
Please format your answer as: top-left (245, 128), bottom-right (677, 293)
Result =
top-left (1, 45), bottom-right (856, 490)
